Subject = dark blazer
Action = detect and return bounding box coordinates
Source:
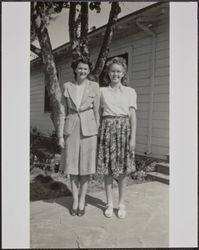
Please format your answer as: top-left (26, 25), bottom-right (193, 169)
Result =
top-left (57, 80), bottom-right (100, 137)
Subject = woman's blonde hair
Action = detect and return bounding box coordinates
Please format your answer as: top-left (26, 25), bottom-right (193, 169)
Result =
top-left (103, 56), bottom-right (128, 86)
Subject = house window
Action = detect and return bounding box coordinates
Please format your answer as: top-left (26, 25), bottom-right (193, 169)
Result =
top-left (44, 85), bottom-right (51, 113)
top-left (44, 71), bottom-right (60, 113)
top-left (99, 53), bottom-right (128, 87)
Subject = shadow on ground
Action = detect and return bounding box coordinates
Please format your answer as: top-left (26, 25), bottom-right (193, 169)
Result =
top-left (30, 174), bottom-right (72, 201)
top-left (30, 170), bottom-right (107, 214)
top-left (42, 192), bottom-right (107, 215)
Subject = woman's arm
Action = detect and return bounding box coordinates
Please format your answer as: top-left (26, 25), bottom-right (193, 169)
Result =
top-left (57, 85), bottom-right (67, 148)
top-left (93, 83), bottom-right (100, 128)
top-left (99, 105), bottom-right (103, 124)
top-left (129, 107), bottom-right (137, 152)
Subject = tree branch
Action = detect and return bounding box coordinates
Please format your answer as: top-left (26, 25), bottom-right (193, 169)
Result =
top-left (31, 44), bottom-right (41, 57)
top-left (68, 2), bottom-right (82, 62)
top-left (92, 2), bottom-right (121, 79)
top-left (80, 2), bottom-right (89, 60)
top-left (69, 2), bottom-right (77, 42)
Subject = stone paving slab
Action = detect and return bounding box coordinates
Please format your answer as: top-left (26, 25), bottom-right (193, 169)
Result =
top-left (30, 181), bottom-right (169, 248)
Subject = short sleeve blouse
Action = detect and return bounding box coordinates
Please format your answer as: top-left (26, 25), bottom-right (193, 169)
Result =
top-left (100, 85), bottom-right (137, 117)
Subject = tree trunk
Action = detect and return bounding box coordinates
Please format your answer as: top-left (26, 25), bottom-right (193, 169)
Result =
top-left (92, 2), bottom-right (121, 81)
top-left (31, 2), bottom-right (63, 133)
top-left (80, 2), bottom-right (89, 60)
top-left (31, 44), bottom-right (41, 57)
top-left (69, 2), bottom-right (82, 62)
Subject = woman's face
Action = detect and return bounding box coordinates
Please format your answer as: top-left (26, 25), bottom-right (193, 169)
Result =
top-left (75, 62), bottom-right (90, 81)
top-left (108, 63), bottom-right (124, 84)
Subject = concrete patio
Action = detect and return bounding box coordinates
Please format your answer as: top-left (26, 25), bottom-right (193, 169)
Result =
top-left (30, 181), bottom-right (169, 248)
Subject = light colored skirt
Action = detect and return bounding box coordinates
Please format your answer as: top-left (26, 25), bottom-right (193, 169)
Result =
top-left (60, 117), bottom-right (97, 175)
top-left (97, 116), bottom-right (134, 178)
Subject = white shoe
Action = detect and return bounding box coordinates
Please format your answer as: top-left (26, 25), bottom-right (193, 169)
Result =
top-left (104, 204), bottom-right (113, 218)
top-left (117, 204), bottom-right (126, 219)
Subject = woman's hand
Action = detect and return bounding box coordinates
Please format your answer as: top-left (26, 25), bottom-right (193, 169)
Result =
top-left (129, 107), bottom-right (136, 158)
top-left (129, 138), bottom-right (135, 157)
top-left (58, 137), bottom-right (65, 149)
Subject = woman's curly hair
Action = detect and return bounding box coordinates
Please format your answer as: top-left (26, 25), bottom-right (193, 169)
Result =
top-left (103, 57), bottom-right (128, 86)
top-left (71, 57), bottom-right (93, 79)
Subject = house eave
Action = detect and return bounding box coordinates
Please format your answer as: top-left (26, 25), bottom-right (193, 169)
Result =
top-left (31, 2), bottom-right (168, 67)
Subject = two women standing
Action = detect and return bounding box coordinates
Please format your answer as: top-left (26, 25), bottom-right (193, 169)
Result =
top-left (58, 57), bottom-right (137, 219)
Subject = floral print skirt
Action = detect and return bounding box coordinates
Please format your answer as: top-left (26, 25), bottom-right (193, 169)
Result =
top-left (97, 116), bottom-right (135, 178)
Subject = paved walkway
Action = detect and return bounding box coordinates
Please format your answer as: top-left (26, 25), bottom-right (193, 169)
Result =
top-left (30, 181), bottom-right (169, 248)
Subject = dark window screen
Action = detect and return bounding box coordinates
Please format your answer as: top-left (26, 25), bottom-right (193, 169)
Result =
top-left (44, 84), bottom-right (51, 112)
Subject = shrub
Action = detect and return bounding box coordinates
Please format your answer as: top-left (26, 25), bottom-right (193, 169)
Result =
top-left (130, 155), bottom-right (158, 181)
top-left (50, 181), bottom-right (67, 191)
top-left (30, 127), bottom-right (61, 172)
top-left (34, 174), bottom-right (54, 183)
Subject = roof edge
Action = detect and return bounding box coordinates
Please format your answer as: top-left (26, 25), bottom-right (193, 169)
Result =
top-left (31, 2), bottom-right (164, 64)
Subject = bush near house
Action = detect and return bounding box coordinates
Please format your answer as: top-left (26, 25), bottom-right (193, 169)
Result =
top-left (30, 127), bottom-right (61, 172)
top-left (132, 155), bottom-right (159, 182)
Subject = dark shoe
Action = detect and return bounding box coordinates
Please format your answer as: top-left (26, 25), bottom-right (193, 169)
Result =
top-left (77, 207), bottom-right (85, 216)
top-left (70, 208), bottom-right (78, 216)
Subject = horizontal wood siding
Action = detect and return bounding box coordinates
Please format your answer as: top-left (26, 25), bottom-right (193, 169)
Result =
top-left (107, 13), bottom-right (169, 157)
top-left (30, 69), bottom-right (54, 134)
top-left (151, 18), bottom-right (169, 157)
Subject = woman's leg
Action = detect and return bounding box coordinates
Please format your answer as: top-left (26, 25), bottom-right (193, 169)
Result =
top-left (104, 175), bottom-right (113, 205)
top-left (79, 175), bottom-right (89, 210)
top-left (118, 173), bottom-right (127, 206)
top-left (104, 175), bottom-right (114, 217)
top-left (117, 173), bottom-right (127, 218)
top-left (70, 175), bottom-right (79, 209)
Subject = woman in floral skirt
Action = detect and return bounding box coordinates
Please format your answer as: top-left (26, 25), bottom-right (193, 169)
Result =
top-left (97, 57), bottom-right (137, 219)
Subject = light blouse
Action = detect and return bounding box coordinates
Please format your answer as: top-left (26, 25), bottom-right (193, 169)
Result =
top-left (73, 83), bottom-right (86, 109)
top-left (100, 84), bottom-right (137, 116)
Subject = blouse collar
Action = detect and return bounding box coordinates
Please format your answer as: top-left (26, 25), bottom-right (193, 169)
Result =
top-left (108, 83), bottom-right (124, 93)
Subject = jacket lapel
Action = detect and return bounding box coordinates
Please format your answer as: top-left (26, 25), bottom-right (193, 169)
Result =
top-left (80, 81), bottom-right (91, 107)
top-left (67, 82), bottom-right (78, 109)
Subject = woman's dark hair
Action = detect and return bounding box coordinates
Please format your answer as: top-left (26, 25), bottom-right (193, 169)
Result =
top-left (71, 57), bottom-right (93, 79)
top-left (103, 57), bottom-right (128, 86)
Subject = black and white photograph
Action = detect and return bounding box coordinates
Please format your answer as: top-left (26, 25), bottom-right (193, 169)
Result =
top-left (2, 1), bottom-right (198, 249)
top-left (30, 2), bottom-right (169, 248)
